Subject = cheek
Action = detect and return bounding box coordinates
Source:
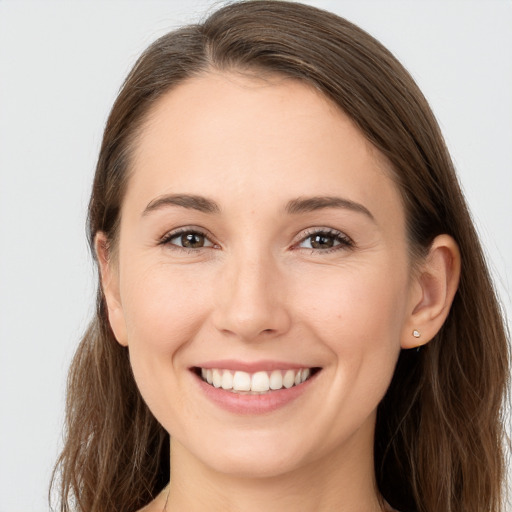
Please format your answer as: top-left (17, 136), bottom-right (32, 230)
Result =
top-left (295, 264), bottom-right (408, 434)
top-left (119, 264), bottom-right (215, 424)
top-left (120, 263), bottom-right (214, 360)
top-left (294, 260), bottom-right (408, 413)
top-left (295, 262), bottom-right (409, 347)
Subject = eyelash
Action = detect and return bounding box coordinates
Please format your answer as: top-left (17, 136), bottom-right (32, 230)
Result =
top-left (158, 227), bottom-right (216, 253)
top-left (158, 227), bottom-right (354, 254)
top-left (294, 228), bottom-right (354, 254)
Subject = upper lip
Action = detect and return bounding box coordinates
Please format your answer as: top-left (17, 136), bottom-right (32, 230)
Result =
top-left (192, 359), bottom-right (317, 373)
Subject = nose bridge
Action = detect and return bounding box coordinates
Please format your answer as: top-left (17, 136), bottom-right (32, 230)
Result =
top-left (213, 245), bottom-right (290, 341)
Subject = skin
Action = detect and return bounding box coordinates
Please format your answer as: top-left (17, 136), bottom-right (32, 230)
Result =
top-left (97, 72), bottom-right (460, 512)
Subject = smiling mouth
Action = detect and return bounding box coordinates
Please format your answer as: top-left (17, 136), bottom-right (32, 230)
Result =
top-left (194, 367), bottom-right (321, 394)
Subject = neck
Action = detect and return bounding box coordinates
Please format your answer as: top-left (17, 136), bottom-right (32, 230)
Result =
top-left (165, 427), bottom-right (384, 512)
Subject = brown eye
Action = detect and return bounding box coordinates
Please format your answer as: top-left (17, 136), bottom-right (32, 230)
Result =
top-left (298, 229), bottom-right (353, 251)
top-left (164, 230), bottom-right (214, 249)
top-left (181, 232), bottom-right (206, 248)
top-left (310, 234), bottom-right (335, 249)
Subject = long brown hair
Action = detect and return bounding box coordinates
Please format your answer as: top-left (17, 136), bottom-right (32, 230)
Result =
top-left (51, 2), bottom-right (510, 511)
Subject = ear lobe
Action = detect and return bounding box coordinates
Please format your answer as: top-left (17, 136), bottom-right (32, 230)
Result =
top-left (95, 232), bottom-right (128, 347)
top-left (401, 234), bottom-right (461, 349)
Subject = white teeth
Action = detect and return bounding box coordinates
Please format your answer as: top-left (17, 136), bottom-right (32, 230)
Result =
top-left (251, 371), bottom-right (270, 392)
top-left (200, 367), bottom-right (314, 393)
top-left (212, 369), bottom-right (222, 388)
top-left (283, 370), bottom-right (295, 389)
top-left (233, 371), bottom-right (251, 391)
top-left (221, 371), bottom-right (233, 390)
top-left (269, 370), bottom-right (283, 390)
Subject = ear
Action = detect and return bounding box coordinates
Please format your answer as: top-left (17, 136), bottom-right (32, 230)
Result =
top-left (401, 234), bottom-right (461, 349)
top-left (95, 232), bottom-right (128, 347)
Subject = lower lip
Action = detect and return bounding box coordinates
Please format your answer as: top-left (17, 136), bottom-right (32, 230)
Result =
top-left (195, 372), bottom-right (318, 415)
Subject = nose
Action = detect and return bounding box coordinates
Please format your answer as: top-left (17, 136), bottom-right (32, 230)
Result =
top-left (212, 252), bottom-right (291, 342)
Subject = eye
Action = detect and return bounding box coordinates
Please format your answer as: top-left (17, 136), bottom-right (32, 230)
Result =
top-left (297, 229), bottom-right (353, 252)
top-left (160, 229), bottom-right (215, 250)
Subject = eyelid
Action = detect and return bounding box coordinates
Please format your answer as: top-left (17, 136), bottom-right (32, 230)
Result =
top-left (293, 227), bottom-right (354, 252)
top-left (158, 226), bottom-right (218, 249)
top-left (157, 225), bottom-right (353, 253)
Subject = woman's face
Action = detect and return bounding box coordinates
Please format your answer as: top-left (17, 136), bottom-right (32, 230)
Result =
top-left (104, 72), bottom-right (420, 478)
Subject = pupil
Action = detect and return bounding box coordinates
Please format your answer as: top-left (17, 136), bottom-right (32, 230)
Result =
top-left (182, 233), bottom-right (204, 248)
top-left (311, 234), bottom-right (333, 249)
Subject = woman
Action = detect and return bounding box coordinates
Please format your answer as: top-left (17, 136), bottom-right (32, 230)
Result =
top-left (51, 1), bottom-right (509, 511)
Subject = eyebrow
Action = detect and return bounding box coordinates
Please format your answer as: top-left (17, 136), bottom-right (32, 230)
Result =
top-left (286, 196), bottom-right (374, 220)
top-left (142, 193), bottom-right (374, 220)
top-left (142, 194), bottom-right (221, 216)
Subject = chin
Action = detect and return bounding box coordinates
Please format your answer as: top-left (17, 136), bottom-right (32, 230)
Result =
top-left (202, 449), bottom-right (307, 479)
top-left (178, 427), bottom-right (315, 479)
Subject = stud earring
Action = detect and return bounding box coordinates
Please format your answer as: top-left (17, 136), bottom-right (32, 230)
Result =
top-left (412, 329), bottom-right (421, 338)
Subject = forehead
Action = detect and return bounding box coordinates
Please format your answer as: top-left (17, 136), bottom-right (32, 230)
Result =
top-left (125, 71), bottom-right (403, 223)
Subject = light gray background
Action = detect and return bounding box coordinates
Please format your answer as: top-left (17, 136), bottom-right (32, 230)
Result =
top-left (0, 1), bottom-right (511, 511)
